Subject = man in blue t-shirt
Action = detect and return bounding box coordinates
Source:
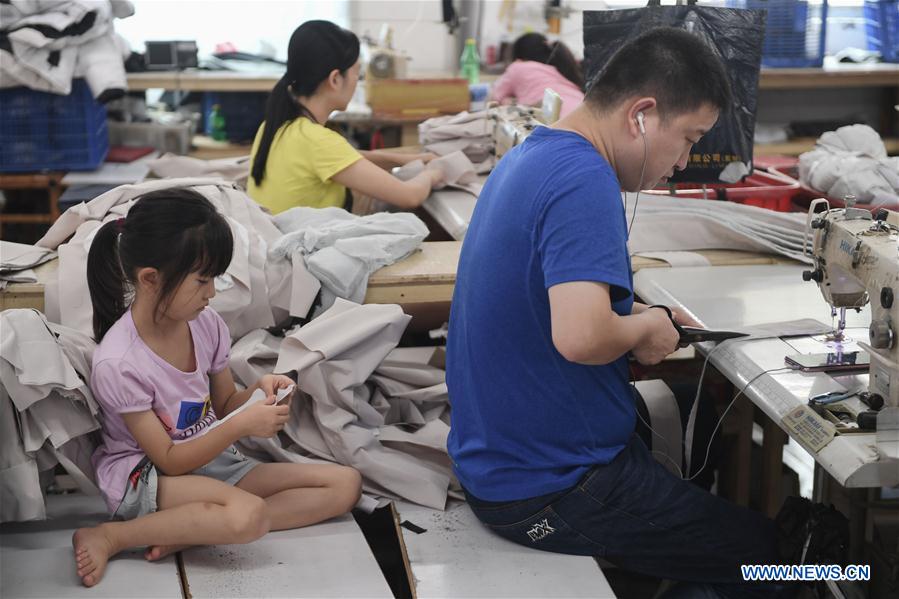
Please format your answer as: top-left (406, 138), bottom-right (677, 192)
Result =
top-left (447, 28), bottom-right (784, 597)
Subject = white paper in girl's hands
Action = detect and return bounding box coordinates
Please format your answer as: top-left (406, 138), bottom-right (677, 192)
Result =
top-left (205, 384), bottom-right (295, 433)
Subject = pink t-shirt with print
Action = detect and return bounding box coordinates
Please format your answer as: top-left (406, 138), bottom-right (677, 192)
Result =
top-left (90, 307), bottom-right (231, 513)
top-left (491, 60), bottom-right (584, 118)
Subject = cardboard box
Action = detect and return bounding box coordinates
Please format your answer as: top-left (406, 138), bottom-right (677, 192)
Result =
top-left (366, 78), bottom-right (469, 117)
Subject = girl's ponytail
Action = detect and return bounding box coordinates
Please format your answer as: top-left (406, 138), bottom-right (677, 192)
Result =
top-left (547, 41), bottom-right (585, 91)
top-left (87, 219), bottom-right (129, 342)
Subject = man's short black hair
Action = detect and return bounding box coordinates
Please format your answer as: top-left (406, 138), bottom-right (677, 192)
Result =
top-left (585, 27), bottom-right (732, 120)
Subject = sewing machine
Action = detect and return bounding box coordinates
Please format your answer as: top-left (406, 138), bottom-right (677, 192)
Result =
top-left (491, 105), bottom-right (541, 160)
top-left (803, 199), bottom-right (899, 460)
top-left (490, 93), bottom-right (561, 160)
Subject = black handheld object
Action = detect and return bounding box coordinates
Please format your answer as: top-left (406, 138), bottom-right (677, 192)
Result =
top-left (647, 305), bottom-right (748, 346)
top-left (677, 326), bottom-right (749, 344)
top-left (785, 351), bottom-right (870, 373)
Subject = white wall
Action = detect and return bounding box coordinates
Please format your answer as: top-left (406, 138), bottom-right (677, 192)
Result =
top-left (116, 0), bottom-right (350, 60)
top-left (348, 0), bottom-right (673, 74)
top-left (350, 1), bottom-right (458, 73)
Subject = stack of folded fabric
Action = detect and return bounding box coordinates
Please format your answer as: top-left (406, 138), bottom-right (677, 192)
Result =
top-left (799, 124), bottom-right (899, 209)
top-left (0, 241), bottom-right (56, 290)
top-left (418, 111), bottom-right (494, 173)
top-left (627, 193), bottom-right (813, 264)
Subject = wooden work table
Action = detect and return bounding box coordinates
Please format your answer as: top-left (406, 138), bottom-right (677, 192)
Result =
top-left (127, 63), bottom-right (899, 92)
top-left (0, 244), bottom-right (796, 314)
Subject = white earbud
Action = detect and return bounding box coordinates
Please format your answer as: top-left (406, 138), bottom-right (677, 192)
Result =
top-left (636, 111), bottom-right (646, 135)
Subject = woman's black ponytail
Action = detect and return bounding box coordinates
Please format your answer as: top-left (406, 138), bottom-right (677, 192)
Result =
top-left (512, 32), bottom-right (585, 91)
top-left (87, 219), bottom-right (129, 342)
top-left (251, 20), bottom-right (360, 187)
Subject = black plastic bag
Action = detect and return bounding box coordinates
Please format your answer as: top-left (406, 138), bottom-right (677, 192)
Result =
top-left (775, 496), bottom-right (849, 567)
top-left (583, 3), bottom-right (766, 183)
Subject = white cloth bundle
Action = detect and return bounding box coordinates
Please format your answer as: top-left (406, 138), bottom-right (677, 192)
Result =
top-left (0, 0), bottom-right (133, 99)
top-left (799, 124), bottom-right (899, 208)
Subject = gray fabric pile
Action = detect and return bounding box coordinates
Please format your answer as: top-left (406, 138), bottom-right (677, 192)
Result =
top-left (799, 124), bottom-right (899, 208)
top-left (418, 110), bottom-right (494, 173)
top-left (0, 309), bottom-right (100, 523)
top-left (230, 299), bottom-right (456, 510)
top-left (627, 193), bottom-right (813, 264)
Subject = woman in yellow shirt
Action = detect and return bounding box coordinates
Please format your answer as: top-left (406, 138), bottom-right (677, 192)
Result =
top-left (249, 21), bottom-right (444, 214)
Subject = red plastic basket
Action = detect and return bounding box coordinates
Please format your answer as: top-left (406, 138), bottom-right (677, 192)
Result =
top-left (765, 165), bottom-right (896, 212)
top-left (763, 156), bottom-right (899, 213)
top-left (645, 169), bottom-right (801, 212)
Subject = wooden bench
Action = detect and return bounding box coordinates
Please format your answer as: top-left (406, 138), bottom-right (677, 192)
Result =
top-left (0, 494), bottom-right (182, 598)
top-left (180, 513), bottom-right (391, 598)
top-left (393, 500), bottom-right (616, 598)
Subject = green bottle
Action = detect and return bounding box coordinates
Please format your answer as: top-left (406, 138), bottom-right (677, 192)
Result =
top-left (460, 38), bottom-right (480, 85)
top-left (210, 104), bottom-right (227, 142)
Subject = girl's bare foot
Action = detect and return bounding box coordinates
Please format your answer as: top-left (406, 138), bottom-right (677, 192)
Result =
top-left (144, 544), bottom-right (190, 561)
top-left (72, 526), bottom-right (116, 587)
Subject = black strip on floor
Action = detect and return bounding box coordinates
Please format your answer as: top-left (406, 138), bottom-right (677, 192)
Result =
top-left (353, 506), bottom-right (414, 599)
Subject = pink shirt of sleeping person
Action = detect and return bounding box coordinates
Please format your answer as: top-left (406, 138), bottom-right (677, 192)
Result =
top-left (90, 307), bottom-right (231, 513)
top-left (491, 60), bottom-right (584, 118)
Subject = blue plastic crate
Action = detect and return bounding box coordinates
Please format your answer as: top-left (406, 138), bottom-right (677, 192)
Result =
top-left (865, 1), bottom-right (899, 62)
top-left (202, 91), bottom-right (268, 143)
top-left (0, 80), bottom-right (108, 172)
top-left (729, 0), bottom-right (829, 67)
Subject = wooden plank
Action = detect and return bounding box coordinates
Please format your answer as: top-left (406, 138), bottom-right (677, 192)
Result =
top-left (365, 242), bottom-right (460, 305)
top-left (394, 500), bottom-right (616, 599)
top-left (0, 259), bottom-right (56, 312)
top-left (127, 71), bottom-right (498, 94)
top-left (188, 135), bottom-right (253, 159)
top-left (127, 71), bottom-right (279, 92)
top-left (368, 242), bottom-right (460, 286)
top-left (757, 137), bottom-right (899, 157)
top-left (2, 248), bottom-right (796, 313)
top-left (758, 64), bottom-right (899, 89)
top-left (126, 65), bottom-right (899, 93)
top-left (631, 249), bottom-right (794, 271)
top-left (0, 493), bottom-right (183, 598)
top-left (181, 514), bottom-right (391, 598)
top-left (364, 283), bottom-right (456, 305)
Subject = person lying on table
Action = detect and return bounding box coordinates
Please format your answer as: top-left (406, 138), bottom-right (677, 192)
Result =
top-left (447, 27), bottom-right (793, 598)
top-left (248, 20), bottom-right (445, 214)
top-left (491, 32), bottom-right (585, 119)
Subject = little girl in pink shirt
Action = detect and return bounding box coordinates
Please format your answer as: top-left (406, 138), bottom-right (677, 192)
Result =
top-left (73, 188), bottom-right (361, 587)
top-left (492, 33), bottom-right (585, 119)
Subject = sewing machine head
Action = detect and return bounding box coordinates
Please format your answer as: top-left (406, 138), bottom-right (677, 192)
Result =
top-left (804, 199), bottom-right (899, 457)
top-left (490, 104), bottom-right (542, 160)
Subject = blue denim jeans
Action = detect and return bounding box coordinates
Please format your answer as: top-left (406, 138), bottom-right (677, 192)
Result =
top-left (464, 436), bottom-right (788, 599)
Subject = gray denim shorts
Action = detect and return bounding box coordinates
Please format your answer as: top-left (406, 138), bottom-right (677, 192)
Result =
top-left (113, 445), bottom-right (259, 521)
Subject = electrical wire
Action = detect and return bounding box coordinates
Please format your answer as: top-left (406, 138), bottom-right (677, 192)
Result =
top-left (626, 126), bottom-right (648, 237)
top-left (687, 364), bottom-right (792, 482)
top-left (631, 338), bottom-right (791, 483)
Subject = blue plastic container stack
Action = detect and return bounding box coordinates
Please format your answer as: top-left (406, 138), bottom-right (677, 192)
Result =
top-left (865, 0), bottom-right (899, 62)
top-left (202, 92), bottom-right (268, 143)
top-left (729, 0), bottom-right (829, 67)
top-left (0, 80), bottom-right (108, 172)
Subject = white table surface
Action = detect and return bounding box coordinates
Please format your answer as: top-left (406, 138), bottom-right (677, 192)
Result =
top-left (422, 181), bottom-right (481, 241)
top-left (633, 264), bottom-right (898, 488)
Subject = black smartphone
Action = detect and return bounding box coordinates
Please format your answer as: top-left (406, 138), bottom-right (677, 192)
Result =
top-left (784, 351), bottom-right (870, 372)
